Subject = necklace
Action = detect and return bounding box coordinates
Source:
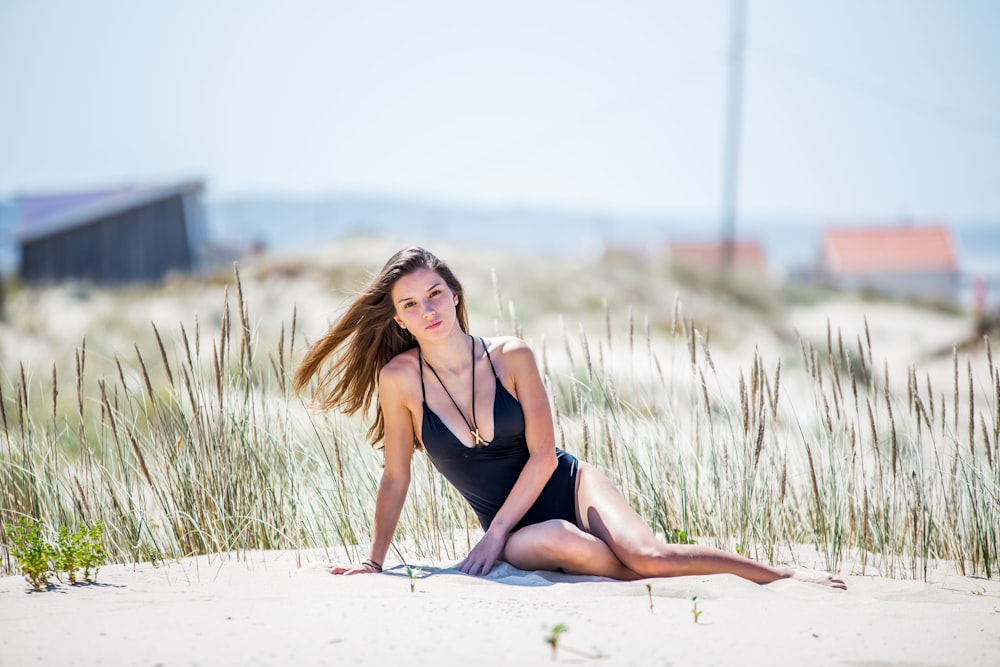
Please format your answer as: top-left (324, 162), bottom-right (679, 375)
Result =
top-left (422, 336), bottom-right (491, 447)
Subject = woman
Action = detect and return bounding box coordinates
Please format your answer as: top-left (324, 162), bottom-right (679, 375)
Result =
top-left (293, 247), bottom-right (846, 589)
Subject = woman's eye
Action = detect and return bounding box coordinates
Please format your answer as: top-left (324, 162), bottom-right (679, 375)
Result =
top-left (430, 289), bottom-right (442, 298)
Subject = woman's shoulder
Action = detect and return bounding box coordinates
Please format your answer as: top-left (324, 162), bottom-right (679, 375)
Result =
top-left (379, 347), bottom-right (421, 385)
top-left (482, 335), bottom-right (537, 367)
top-left (482, 335), bottom-right (530, 353)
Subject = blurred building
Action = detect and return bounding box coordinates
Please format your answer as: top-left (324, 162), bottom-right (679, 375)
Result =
top-left (819, 224), bottom-right (959, 303)
top-left (669, 239), bottom-right (768, 276)
top-left (15, 181), bottom-right (206, 284)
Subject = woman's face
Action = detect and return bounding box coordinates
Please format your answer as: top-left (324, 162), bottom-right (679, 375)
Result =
top-left (391, 268), bottom-right (459, 338)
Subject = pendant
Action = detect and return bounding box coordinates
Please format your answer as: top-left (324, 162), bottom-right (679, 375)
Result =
top-left (471, 429), bottom-right (487, 446)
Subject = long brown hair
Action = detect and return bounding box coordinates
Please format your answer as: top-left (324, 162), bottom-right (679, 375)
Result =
top-left (293, 246), bottom-right (469, 444)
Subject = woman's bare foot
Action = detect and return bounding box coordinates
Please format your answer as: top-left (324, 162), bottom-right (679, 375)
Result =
top-left (787, 568), bottom-right (847, 590)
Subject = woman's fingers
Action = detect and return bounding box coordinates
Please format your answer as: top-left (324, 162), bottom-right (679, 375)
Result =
top-left (457, 533), bottom-right (505, 575)
top-left (463, 554), bottom-right (494, 575)
top-left (789, 568), bottom-right (848, 590)
top-left (330, 563), bottom-right (375, 575)
top-left (459, 558), bottom-right (490, 576)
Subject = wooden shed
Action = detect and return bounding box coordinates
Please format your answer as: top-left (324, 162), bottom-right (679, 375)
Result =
top-left (820, 224), bottom-right (959, 303)
top-left (16, 181), bottom-right (206, 284)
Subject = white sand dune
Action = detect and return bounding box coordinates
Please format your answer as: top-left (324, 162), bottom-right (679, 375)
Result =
top-left (2, 243), bottom-right (997, 666)
top-left (2, 549), bottom-right (999, 666)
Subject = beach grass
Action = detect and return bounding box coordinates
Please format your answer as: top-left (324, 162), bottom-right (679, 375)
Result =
top-left (1, 246), bottom-right (997, 581)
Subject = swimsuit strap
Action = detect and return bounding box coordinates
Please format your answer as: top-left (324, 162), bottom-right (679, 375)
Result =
top-left (420, 335), bottom-right (491, 447)
top-left (417, 347), bottom-right (427, 401)
top-left (481, 337), bottom-right (499, 379)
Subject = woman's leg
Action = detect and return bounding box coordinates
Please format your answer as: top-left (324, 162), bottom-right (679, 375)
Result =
top-left (574, 462), bottom-right (846, 589)
top-left (501, 519), bottom-right (641, 580)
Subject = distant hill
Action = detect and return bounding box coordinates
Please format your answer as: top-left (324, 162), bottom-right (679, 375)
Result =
top-left (204, 196), bottom-right (627, 259)
top-left (203, 197), bottom-right (1000, 280)
top-left (203, 196), bottom-right (821, 272)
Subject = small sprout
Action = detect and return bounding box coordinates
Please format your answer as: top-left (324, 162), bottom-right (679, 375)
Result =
top-left (646, 583), bottom-right (654, 613)
top-left (404, 563), bottom-right (425, 593)
top-left (543, 623), bottom-right (607, 661)
top-left (691, 596), bottom-right (703, 624)
top-left (544, 623), bottom-right (568, 661)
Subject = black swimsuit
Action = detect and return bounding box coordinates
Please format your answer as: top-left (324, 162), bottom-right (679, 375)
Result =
top-left (418, 339), bottom-right (579, 532)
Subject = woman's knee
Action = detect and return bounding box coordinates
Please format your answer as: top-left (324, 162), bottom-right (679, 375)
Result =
top-left (554, 520), bottom-right (596, 557)
top-left (506, 520), bottom-right (589, 567)
top-left (525, 520), bottom-right (579, 557)
top-left (506, 519), bottom-right (641, 579)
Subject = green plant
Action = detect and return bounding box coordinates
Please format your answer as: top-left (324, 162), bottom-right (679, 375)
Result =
top-left (663, 528), bottom-right (695, 545)
top-left (3, 518), bottom-right (107, 590)
top-left (4, 518), bottom-right (56, 590)
top-left (691, 596), bottom-right (703, 624)
top-left (404, 563), bottom-right (425, 593)
top-left (2, 253), bottom-right (998, 586)
top-left (542, 623), bottom-right (606, 661)
top-left (54, 523), bottom-right (106, 584)
top-left (544, 623), bottom-right (568, 661)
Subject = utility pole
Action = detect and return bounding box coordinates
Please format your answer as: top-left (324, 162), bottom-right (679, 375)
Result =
top-left (720, 0), bottom-right (747, 275)
top-left (0, 235), bottom-right (7, 322)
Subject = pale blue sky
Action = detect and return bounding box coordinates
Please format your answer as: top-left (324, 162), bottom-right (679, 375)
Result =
top-left (1, 0), bottom-right (998, 223)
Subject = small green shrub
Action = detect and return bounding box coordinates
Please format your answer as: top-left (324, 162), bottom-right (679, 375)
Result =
top-left (4, 518), bottom-right (56, 590)
top-left (3, 518), bottom-right (106, 590)
top-left (55, 523), bottom-right (106, 585)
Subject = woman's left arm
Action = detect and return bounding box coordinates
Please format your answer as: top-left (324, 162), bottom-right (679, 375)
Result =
top-left (456, 339), bottom-right (558, 575)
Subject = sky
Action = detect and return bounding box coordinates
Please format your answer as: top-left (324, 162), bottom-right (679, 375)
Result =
top-left (1, 0), bottom-right (998, 224)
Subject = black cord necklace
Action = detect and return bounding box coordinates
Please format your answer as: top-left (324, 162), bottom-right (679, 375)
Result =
top-left (423, 335), bottom-right (491, 447)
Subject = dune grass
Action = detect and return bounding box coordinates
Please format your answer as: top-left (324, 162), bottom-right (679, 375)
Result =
top-left (1, 263), bottom-right (998, 581)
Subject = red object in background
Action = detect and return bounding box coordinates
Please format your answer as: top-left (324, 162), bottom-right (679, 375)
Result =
top-left (974, 276), bottom-right (987, 316)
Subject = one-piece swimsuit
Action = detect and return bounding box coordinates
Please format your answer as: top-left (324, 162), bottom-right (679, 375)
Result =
top-left (418, 338), bottom-right (579, 532)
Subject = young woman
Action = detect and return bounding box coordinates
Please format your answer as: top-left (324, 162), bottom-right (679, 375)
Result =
top-left (293, 247), bottom-right (846, 589)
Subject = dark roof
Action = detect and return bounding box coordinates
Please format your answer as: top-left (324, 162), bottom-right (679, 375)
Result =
top-left (15, 180), bottom-right (204, 243)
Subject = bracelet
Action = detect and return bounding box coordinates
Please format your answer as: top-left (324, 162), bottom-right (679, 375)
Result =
top-left (362, 559), bottom-right (383, 573)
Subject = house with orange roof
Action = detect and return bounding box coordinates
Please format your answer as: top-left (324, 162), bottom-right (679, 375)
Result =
top-left (819, 224), bottom-right (959, 303)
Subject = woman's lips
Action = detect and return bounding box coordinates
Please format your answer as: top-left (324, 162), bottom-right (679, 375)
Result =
top-left (425, 321), bottom-right (442, 330)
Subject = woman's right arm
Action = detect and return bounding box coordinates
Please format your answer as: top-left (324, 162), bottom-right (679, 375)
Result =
top-left (332, 362), bottom-right (414, 575)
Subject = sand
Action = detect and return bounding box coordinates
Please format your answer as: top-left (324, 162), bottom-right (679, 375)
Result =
top-left (2, 549), bottom-right (999, 666)
top-left (2, 244), bottom-right (997, 666)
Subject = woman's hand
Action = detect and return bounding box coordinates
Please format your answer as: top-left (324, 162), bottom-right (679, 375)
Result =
top-left (330, 561), bottom-right (382, 576)
top-left (457, 530), bottom-right (507, 576)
